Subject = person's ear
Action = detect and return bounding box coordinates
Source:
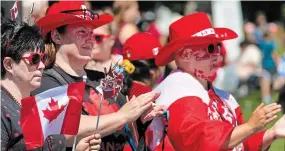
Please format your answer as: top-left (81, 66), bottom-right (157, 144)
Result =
top-left (179, 48), bottom-right (192, 61)
top-left (51, 30), bottom-right (63, 45)
top-left (3, 57), bottom-right (15, 75)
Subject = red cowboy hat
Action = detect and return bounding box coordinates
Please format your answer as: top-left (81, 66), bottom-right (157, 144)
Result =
top-left (36, 1), bottom-right (113, 34)
top-left (155, 12), bottom-right (238, 66)
top-left (123, 32), bottom-right (161, 61)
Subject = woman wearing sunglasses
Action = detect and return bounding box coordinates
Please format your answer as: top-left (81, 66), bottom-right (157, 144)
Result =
top-left (32, 1), bottom-right (160, 151)
top-left (85, 10), bottom-right (123, 81)
top-left (1, 19), bottom-right (103, 151)
top-left (151, 12), bottom-right (285, 151)
top-left (1, 19), bottom-right (50, 151)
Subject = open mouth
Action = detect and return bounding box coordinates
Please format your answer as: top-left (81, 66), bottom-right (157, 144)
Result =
top-left (82, 46), bottom-right (92, 50)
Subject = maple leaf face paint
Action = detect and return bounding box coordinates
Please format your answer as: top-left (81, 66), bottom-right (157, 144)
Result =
top-left (177, 43), bottom-right (223, 81)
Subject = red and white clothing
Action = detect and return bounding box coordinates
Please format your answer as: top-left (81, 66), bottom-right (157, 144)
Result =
top-left (128, 81), bottom-right (153, 100)
top-left (151, 70), bottom-right (265, 151)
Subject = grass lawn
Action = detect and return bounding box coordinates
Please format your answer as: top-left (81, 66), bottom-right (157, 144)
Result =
top-left (238, 91), bottom-right (284, 151)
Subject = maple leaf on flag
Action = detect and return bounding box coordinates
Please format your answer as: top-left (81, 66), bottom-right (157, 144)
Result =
top-left (42, 98), bottom-right (66, 123)
top-left (83, 88), bottom-right (119, 116)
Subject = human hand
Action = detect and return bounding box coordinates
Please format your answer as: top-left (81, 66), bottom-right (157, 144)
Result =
top-left (75, 133), bottom-right (101, 151)
top-left (272, 115), bottom-right (285, 139)
top-left (247, 103), bottom-right (281, 132)
top-left (140, 104), bottom-right (166, 124)
top-left (118, 91), bottom-right (160, 123)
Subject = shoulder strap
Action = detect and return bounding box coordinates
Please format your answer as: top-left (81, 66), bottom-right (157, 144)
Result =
top-left (44, 67), bottom-right (69, 85)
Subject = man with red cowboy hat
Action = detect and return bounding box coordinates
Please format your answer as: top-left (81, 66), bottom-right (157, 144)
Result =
top-left (151, 12), bottom-right (285, 151)
top-left (33, 1), bottom-right (160, 151)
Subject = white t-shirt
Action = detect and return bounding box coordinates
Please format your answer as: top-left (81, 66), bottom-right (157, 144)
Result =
top-left (236, 44), bottom-right (262, 80)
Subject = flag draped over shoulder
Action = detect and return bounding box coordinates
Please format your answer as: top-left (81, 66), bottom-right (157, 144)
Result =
top-left (20, 82), bottom-right (85, 150)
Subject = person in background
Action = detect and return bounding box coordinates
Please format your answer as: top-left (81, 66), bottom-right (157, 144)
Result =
top-left (32, 1), bottom-right (161, 150)
top-left (254, 11), bottom-right (269, 45)
top-left (122, 33), bottom-right (162, 99)
top-left (30, 0), bottom-right (49, 23)
top-left (112, 0), bottom-right (140, 55)
top-left (234, 40), bottom-right (262, 96)
top-left (85, 10), bottom-right (122, 81)
top-left (152, 12), bottom-right (285, 151)
top-left (237, 40), bottom-right (262, 82)
top-left (259, 31), bottom-right (280, 103)
top-left (1, 19), bottom-right (102, 151)
top-left (121, 32), bottom-right (165, 151)
top-left (273, 52), bottom-right (285, 91)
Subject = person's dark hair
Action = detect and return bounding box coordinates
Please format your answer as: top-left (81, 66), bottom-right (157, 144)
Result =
top-left (121, 59), bottom-right (158, 95)
top-left (1, 19), bottom-right (44, 78)
top-left (255, 11), bottom-right (266, 19)
top-left (48, 0), bottom-right (59, 7)
top-left (239, 40), bottom-right (251, 48)
top-left (44, 25), bottom-right (67, 68)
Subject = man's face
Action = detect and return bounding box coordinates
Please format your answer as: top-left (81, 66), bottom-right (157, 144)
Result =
top-left (177, 43), bottom-right (223, 81)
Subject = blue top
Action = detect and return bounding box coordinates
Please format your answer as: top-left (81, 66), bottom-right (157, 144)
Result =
top-left (258, 40), bottom-right (277, 72)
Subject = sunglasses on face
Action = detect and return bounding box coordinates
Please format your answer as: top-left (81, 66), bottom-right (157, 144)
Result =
top-left (185, 43), bottom-right (222, 55)
top-left (21, 53), bottom-right (48, 66)
top-left (92, 34), bottom-right (111, 44)
top-left (207, 43), bottom-right (222, 54)
top-left (61, 9), bottom-right (99, 20)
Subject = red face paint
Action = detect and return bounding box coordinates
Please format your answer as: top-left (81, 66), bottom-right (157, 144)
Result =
top-left (179, 44), bottom-right (223, 81)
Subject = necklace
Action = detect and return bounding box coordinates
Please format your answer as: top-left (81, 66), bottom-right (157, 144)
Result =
top-left (1, 85), bottom-right (22, 108)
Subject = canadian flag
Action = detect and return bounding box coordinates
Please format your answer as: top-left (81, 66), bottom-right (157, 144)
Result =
top-left (10, 0), bottom-right (19, 21)
top-left (20, 82), bottom-right (85, 150)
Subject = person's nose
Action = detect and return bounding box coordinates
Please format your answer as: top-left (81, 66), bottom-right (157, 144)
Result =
top-left (37, 61), bottom-right (45, 70)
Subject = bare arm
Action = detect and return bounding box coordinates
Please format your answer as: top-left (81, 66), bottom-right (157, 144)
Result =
top-left (66, 113), bottom-right (126, 147)
top-left (261, 128), bottom-right (275, 151)
top-left (65, 91), bottom-right (160, 147)
top-left (221, 123), bottom-right (255, 149)
top-left (272, 51), bottom-right (280, 67)
top-left (221, 103), bottom-right (280, 149)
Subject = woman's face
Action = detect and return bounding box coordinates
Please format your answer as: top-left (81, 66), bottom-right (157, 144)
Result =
top-left (91, 25), bottom-right (115, 62)
top-left (178, 44), bottom-right (223, 81)
top-left (58, 24), bottom-right (94, 61)
top-left (10, 50), bottom-right (46, 91)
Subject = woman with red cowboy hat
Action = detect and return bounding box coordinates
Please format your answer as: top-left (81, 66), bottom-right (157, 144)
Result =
top-left (32, 1), bottom-right (161, 151)
top-left (151, 12), bottom-right (285, 151)
top-left (121, 32), bottom-right (167, 151)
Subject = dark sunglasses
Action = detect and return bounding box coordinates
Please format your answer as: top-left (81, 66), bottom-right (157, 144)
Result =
top-left (21, 53), bottom-right (48, 65)
top-left (205, 43), bottom-right (222, 54)
top-left (61, 9), bottom-right (99, 20)
top-left (93, 34), bottom-right (111, 44)
top-left (178, 43), bottom-right (223, 57)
